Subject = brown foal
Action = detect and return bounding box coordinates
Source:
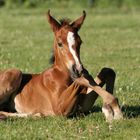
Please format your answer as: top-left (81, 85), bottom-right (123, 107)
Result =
top-left (0, 10), bottom-right (123, 122)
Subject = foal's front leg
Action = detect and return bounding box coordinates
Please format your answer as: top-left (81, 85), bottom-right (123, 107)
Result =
top-left (97, 68), bottom-right (122, 121)
top-left (78, 68), bottom-right (115, 109)
top-left (76, 68), bottom-right (123, 122)
top-left (57, 82), bottom-right (86, 117)
top-left (94, 68), bottom-right (119, 122)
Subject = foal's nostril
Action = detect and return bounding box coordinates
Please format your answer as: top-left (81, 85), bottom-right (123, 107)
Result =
top-left (72, 64), bottom-right (83, 78)
top-left (72, 65), bottom-right (78, 74)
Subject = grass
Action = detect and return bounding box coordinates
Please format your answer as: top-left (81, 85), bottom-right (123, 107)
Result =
top-left (0, 7), bottom-right (140, 140)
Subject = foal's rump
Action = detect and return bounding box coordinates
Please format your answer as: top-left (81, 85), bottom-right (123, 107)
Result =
top-left (0, 69), bottom-right (22, 111)
top-left (0, 69), bottom-right (40, 112)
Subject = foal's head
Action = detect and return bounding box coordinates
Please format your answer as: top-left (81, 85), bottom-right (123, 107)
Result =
top-left (47, 10), bottom-right (86, 79)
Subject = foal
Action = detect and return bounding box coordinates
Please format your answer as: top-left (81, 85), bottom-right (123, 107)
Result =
top-left (0, 10), bottom-right (123, 122)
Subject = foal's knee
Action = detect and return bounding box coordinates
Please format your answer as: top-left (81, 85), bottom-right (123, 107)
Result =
top-left (97, 67), bottom-right (116, 82)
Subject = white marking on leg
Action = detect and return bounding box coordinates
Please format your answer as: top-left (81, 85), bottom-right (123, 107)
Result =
top-left (102, 105), bottom-right (114, 123)
top-left (113, 108), bottom-right (123, 120)
top-left (86, 87), bottom-right (93, 94)
top-left (67, 32), bottom-right (82, 72)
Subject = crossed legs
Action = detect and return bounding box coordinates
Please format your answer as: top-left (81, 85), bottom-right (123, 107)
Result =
top-left (76, 67), bottom-right (123, 122)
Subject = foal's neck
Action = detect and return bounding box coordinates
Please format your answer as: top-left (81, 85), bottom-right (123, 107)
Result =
top-left (53, 43), bottom-right (70, 77)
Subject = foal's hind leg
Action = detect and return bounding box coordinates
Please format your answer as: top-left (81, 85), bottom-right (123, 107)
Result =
top-left (0, 111), bottom-right (44, 120)
top-left (0, 69), bottom-right (22, 106)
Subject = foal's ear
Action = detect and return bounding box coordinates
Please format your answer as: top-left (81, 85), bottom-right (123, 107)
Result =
top-left (47, 10), bottom-right (61, 32)
top-left (71, 10), bottom-right (86, 31)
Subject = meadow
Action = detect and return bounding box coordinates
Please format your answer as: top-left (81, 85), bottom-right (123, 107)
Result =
top-left (0, 6), bottom-right (140, 140)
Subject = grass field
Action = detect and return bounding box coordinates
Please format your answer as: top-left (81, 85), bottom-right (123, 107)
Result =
top-left (0, 7), bottom-right (140, 140)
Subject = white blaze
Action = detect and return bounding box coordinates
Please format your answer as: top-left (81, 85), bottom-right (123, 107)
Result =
top-left (67, 32), bottom-right (81, 71)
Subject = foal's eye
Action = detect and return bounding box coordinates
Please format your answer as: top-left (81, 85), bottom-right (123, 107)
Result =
top-left (58, 42), bottom-right (63, 47)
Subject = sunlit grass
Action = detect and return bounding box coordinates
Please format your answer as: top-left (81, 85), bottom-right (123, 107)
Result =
top-left (0, 7), bottom-right (140, 140)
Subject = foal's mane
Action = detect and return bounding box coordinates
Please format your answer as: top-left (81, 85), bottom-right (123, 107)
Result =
top-left (59, 18), bottom-right (71, 26)
top-left (49, 18), bottom-right (71, 64)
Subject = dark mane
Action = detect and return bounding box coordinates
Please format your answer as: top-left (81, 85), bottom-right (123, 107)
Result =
top-left (49, 51), bottom-right (55, 64)
top-left (59, 18), bottom-right (71, 26)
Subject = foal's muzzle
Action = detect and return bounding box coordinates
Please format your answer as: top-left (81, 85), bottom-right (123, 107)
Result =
top-left (71, 64), bottom-right (83, 79)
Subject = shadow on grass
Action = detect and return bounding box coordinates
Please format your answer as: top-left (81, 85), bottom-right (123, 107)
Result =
top-left (84, 106), bottom-right (102, 115)
top-left (68, 105), bottom-right (102, 118)
top-left (84, 105), bottom-right (140, 119)
top-left (69, 105), bottom-right (140, 119)
top-left (122, 105), bottom-right (140, 119)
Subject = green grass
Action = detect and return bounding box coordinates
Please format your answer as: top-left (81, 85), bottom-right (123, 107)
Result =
top-left (0, 7), bottom-right (140, 140)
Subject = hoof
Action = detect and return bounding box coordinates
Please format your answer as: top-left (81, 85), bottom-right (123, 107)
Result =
top-left (102, 104), bottom-right (114, 123)
top-left (114, 110), bottom-right (123, 120)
